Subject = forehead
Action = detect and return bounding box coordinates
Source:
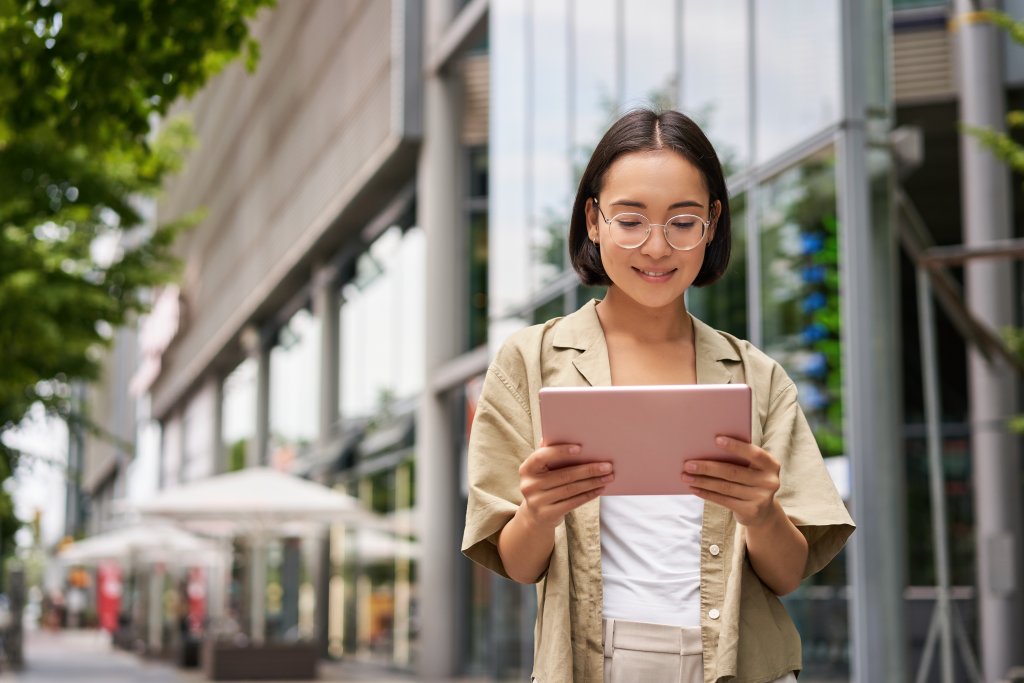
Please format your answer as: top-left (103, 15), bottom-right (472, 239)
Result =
top-left (601, 149), bottom-right (708, 199)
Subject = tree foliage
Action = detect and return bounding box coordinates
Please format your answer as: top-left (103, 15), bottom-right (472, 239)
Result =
top-left (0, 0), bottom-right (274, 558)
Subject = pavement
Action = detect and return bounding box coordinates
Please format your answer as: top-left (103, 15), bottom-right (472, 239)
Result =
top-left (0, 628), bottom-right (480, 683)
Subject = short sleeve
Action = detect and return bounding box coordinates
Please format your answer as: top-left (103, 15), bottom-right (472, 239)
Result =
top-left (460, 358), bottom-right (536, 579)
top-left (764, 380), bottom-right (856, 578)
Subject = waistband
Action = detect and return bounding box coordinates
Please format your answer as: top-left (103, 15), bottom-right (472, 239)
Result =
top-left (602, 618), bottom-right (702, 657)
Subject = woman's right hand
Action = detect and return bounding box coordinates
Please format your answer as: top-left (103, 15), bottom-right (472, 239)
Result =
top-left (517, 443), bottom-right (614, 529)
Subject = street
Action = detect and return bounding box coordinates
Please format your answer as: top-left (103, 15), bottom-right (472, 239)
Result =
top-left (0, 628), bottom-right (482, 683)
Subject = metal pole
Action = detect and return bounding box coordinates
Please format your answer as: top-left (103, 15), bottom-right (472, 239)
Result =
top-left (839, 1), bottom-right (907, 680)
top-left (916, 269), bottom-right (955, 683)
top-left (952, 2), bottom-right (1024, 679)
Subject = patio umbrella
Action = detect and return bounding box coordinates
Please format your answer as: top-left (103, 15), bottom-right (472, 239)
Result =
top-left (131, 467), bottom-right (381, 643)
top-left (58, 522), bottom-right (222, 565)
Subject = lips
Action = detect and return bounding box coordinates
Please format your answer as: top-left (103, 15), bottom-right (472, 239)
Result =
top-left (634, 267), bottom-right (676, 279)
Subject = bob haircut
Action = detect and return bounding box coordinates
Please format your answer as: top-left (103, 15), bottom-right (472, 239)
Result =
top-left (569, 109), bottom-right (731, 288)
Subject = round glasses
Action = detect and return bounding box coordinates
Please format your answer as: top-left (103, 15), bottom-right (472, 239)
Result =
top-left (595, 200), bottom-right (711, 251)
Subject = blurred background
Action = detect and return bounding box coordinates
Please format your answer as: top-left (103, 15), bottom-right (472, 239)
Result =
top-left (1, 0), bottom-right (1023, 682)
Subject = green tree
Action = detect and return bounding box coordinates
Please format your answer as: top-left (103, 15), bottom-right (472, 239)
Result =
top-left (0, 0), bottom-right (274, 568)
top-left (963, 10), bottom-right (1024, 433)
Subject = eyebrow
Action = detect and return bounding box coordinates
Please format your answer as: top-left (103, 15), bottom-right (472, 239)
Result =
top-left (610, 199), bottom-right (705, 211)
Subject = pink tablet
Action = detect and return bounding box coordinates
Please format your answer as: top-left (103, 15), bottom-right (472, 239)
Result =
top-left (538, 384), bottom-right (752, 495)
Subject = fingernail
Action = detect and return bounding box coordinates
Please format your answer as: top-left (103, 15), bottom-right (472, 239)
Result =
top-left (684, 461), bottom-right (698, 473)
top-left (716, 436), bottom-right (729, 447)
top-left (569, 445), bottom-right (580, 454)
top-left (682, 474), bottom-right (695, 483)
top-left (598, 462), bottom-right (612, 473)
top-left (602, 474), bottom-right (615, 482)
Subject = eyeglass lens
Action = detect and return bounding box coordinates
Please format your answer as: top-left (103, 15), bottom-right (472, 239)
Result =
top-left (607, 213), bottom-right (706, 250)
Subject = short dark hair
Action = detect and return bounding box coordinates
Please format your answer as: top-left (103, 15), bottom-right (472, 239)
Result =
top-left (569, 109), bottom-right (731, 287)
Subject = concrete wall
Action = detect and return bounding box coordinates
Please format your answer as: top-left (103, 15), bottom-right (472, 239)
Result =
top-left (152, 0), bottom-right (421, 420)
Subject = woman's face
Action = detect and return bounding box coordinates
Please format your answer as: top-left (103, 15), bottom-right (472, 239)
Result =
top-left (586, 149), bottom-right (719, 311)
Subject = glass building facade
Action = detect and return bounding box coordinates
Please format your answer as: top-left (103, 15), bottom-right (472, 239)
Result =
top-left (87, 0), bottom-right (1023, 679)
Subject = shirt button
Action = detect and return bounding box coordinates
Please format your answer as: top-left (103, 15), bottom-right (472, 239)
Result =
top-left (709, 544), bottom-right (721, 556)
top-left (708, 608), bottom-right (721, 620)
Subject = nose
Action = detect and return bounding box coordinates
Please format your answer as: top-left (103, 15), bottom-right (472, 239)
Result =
top-left (640, 224), bottom-right (673, 258)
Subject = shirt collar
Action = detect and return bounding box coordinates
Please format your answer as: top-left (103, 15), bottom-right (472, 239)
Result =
top-left (552, 298), bottom-right (740, 386)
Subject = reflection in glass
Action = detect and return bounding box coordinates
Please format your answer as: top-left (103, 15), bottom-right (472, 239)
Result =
top-left (761, 152), bottom-right (848, 679)
top-left (572, 0), bottom-right (617, 177)
top-left (759, 151), bottom-right (843, 458)
top-left (489, 0), bottom-right (530, 319)
top-left (687, 193), bottom-right (747, 339)
top-left (530, 0), bottom-right (571, 293)
top-left (222, 358), bottom-right (257, 472)
top-left (682, 0), bottom-right (749, 174)
top-left (340, 227), bottom-right (425, 420)
top-left (269, 308), bottom-right (320, 470)
top-left (623, 0), bottom-right (677, 109)
top-left (755, 0), bottom-right (840, 162)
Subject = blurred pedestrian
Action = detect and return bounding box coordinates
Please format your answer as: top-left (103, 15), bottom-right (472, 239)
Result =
top-left (462, 109), bottom-right (855, 683)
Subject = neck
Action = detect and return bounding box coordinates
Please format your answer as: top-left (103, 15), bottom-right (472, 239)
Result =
top-left (596, 286), bottom-right (692, 343)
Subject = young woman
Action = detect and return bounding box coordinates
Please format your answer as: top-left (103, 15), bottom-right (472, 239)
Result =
top-left (462, 109), bottom-right (855, 683)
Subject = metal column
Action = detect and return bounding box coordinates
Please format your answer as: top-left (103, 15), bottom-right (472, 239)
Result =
top-left (839, 1), bottom-right (907, 681)
top-left (417, 0), bottom-right (463, 677)
top-left (952, 2), bottom-right (1024, 679)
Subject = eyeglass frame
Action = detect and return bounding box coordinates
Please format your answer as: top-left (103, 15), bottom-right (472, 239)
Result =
top-left (592, 197), bottom-right (714, 252)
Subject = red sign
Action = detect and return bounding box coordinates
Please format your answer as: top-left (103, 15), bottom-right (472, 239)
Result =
top-left (186, 567), bottom-right (206, 635)
top-left (97, 563), bottom-right (122, 633)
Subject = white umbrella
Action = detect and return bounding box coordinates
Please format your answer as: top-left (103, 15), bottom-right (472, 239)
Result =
top-left (131, 467), bottom-right (380, 643)
top-left (131, 467), bottom-right (374, 529)
top-left (58, 522), bottom-right (221, 565)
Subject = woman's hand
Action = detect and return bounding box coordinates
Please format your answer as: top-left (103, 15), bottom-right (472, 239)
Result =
top-left (497, 443), bottom-right (613, 583)
top-left (681, 435), bottom-right (780, 528)
top-left (518, 443), bottom-right (614, 530)
top-left (683, 435), bottom-right (808, 595)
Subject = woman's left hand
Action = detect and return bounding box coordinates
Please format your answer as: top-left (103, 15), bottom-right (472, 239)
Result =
top-left (682, 436), bottom-right (783, 528)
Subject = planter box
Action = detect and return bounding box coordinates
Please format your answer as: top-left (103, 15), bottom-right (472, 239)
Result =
top-left (202, 639), bottom-right (319, 681)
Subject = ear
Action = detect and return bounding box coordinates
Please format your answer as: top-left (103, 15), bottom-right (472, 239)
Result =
top-left (707, 199), bottom-right (722, 244)
top-left (586, 197), bottom-right (600, 243)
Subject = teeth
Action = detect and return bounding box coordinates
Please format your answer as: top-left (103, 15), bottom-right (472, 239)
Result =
top-left (639, 269), bottom-right (669, 277)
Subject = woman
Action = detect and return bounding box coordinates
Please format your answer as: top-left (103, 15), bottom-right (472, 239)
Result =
top-left (462, 109), bottom-right (854, 683)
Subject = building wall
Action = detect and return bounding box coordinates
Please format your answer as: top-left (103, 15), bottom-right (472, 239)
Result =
top-left (152, 0), bottom-right (420, 421)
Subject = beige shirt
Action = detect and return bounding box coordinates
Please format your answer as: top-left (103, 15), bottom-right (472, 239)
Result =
top-left (462, 300), bottom-right (855, 683)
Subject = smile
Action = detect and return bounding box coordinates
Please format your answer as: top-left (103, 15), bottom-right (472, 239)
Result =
top-left (634, 267), bottom-right (675, 278)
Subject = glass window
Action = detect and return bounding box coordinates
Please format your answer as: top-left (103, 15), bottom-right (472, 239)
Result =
top-left (489, 0), bottom-right (531, 321)
top-left (467, 146), bottom-right (489, 350)
top-left (529, 0), bottom-right (572, 294)
top-left (269, 308), bottom-right (321, 470)
top-left (222, 358), bottom-right (257, 472)
top-left (572, 0), bottom-right (617, 176)
top-left (761, 151), bottom-right (848, 678)
top-left (755, 0), bottom-right (841, 162)
top-left (623, 0), bottom-right (678, 109)
top-left (687, 192), bottom-right (748, 339)
top-left (759, 150), bottom-right (843, 458)
top-left (182, 383), bottom-right (216, 482)
top-left (340, 226), bottom-right (425, 420)
top-left (682, 0), bottom-right (750, 174)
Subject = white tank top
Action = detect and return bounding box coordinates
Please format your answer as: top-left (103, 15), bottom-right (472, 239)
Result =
top-left (600, 495), bottom-right (704, 628)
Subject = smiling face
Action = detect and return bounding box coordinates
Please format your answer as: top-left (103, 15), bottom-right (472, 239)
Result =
top-left (586, 148), bottom-right (719, 312)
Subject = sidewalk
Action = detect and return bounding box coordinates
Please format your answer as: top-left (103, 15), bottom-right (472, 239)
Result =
top-left (1, 628), bottom-right (485, 683)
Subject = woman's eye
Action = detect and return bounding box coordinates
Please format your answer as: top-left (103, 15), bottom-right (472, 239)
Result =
top-left (671, 218), bottom-right (698, 230)
top-left (615, 220), bottom-right (642, 229)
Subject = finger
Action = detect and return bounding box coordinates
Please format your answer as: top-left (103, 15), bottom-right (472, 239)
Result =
top-left (683, 473), bottom-right (754, 501)
top-left (546, 471), bottom-right (615, 503)
top-left (525, 443), bottom-right (583, 472)
top-left (714, 436), bottom-right (777, 471)
top-left (684, 458), bottom-right (757, 486)
top-left (547, 485), bottom-right (606, 517)
top-left (689, 485), bottom-right (743, 511)
top-left (540, 461), bottom-right (614, 490)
